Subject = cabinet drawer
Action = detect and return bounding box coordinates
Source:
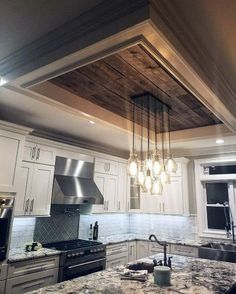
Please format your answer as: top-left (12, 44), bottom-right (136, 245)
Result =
top-left (7, 256), bottom-right (59, 279)
top-left (0, 280), bottom-right (5, 294)
top-left (95, 158), bottom-right (118, 175)
top-left (106, 252), bottom-right (128, 268)
top-left (5, 268), bottom-right (58, 294)
top-left (170, 244), bottom-right (198, 257)
top-left (149, 242), bottom-right (171, 254)
top-left (106, 243), bottom-right (128, 256)
top-left (0, 264), bottom-right (8, 281)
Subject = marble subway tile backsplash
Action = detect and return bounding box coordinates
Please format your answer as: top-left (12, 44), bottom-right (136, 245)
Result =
top-left (129, 214), bottom-right (198, 241)
top-left (10, 217), bottom-right (36, 249)
top-left (79, 214), bottom-right (130, 239)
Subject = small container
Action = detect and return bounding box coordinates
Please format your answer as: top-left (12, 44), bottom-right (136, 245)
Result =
top-left (93, 221), bottom-right (99, 240)
top-left (154, 266), bottom-right (171, 286)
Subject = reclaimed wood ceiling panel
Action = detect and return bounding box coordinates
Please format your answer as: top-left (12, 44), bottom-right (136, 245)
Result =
top-left (49, 44), bottom-right (221, 132)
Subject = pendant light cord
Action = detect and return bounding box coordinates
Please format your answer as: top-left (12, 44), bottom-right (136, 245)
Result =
top-left (155, 100), bottom-right (157, 150)
top-left (141, 102), bottom-right (143, 161)
top-left (132, 102), bottom-right (135, 153)
top-left (147, 95), bottom-right (150, 154)
top-left (161, 104), bottom-right (165, 166)
top-left (168, 108), bottom-right (171, 155)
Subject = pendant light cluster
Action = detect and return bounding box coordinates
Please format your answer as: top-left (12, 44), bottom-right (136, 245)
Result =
top-left (127, 93), bottom-right (177, 195)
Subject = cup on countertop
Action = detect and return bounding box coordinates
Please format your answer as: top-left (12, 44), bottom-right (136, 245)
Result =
top-left (154, 266), bottom-right (171, 286)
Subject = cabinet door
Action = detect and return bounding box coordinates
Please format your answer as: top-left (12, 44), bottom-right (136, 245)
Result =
top-left (141, 193), bottom-right (163, 213)
top-left (105, 175), bottom-right (118, 212)
top-left (14, 162), bottom-right (34, 216)
top-left (163, 177), bottom-right (183, 215)
top-left (29, 164), bottom-right (54, 216)
top-left (128, 241), bottom-right (137, 262)
top-left (117, 163), bottom-right (127, 212)
top-left (35, 144), bottom-right (55, 166)
top-left (22, 142), bottom-right (36, 163)
top-left (136, 241), bottom-right (149, 259)
top-left (92, 174), bottom-right (105, 213)
top-left (0, 280), bottom-right (5, 294)
top-left (0, 131), bottom-right (24, 192)
top-left (106, 255), bottom-right (128, 268)
top-left (95, 158), bottom-right (118, 175)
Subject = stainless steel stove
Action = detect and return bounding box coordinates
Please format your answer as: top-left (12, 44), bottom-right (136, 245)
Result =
top-left (43, 239), bottom-right (106, 282)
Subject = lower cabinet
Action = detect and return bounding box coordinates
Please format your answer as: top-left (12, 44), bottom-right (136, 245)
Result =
top-left (170, 244), bottom-right (198, 257)
top-left (106, 243), bottom-right (128, 268)
top-left (0, 280), bottom-right (5, 294)
top-left (149, 242), bottom-right (171, 256)
top-left (6, 255), bottom-right (59, 294)
top-left (136, 241), bottom-right (149, 259)
top-left (128, 241), bottom-right (136, 262)
top-left (5, 269), bottom-right (58, 294)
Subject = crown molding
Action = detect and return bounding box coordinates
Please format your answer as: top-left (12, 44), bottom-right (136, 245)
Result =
top-left (0, 0), bottom-right (149, 83)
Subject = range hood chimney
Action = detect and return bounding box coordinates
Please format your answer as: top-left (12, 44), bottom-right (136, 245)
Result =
top-left (52, 156), bottom-right (104, 205)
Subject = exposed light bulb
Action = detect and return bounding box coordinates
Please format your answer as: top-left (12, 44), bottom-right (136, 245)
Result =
top-left (145, 152), bottom-right (153, 170)
top-left (128, 152), bottom-right (138, 177)
top-left (138, 164), bottom-right (145, 186)
top-left (166, 155), bottom-right (177, 173)
top-left (160, 169), bottom-right (169, 184)
top-left (152, 151), bottom-right (162, 176)
top-left (144, 169), bottom-right (152, 191)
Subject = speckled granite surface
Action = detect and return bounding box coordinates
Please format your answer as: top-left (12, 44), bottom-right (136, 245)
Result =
top-left (26, 253), bottom-right (236, 294)
top-left (99, 233), bottom-right (205, 247)
top-left (8, 248), bottom-right (61, 263)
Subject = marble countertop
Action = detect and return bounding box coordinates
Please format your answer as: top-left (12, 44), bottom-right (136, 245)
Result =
top-left (25, 253), bottom-right (236, 293)
top-left (8, 248), bottom-right (61, 263)
top-left (99, 233), bottom-right (205, 247)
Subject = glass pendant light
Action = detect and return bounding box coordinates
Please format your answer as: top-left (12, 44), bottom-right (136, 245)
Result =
top-left (144, 95), bottom-right (153, 190)
top-left (160, 104), bottom-right (169, 184)
top-left (166, 108), bottom-right (177, 173)
top-left (152, 100), bottom-right (162, 176)
top-left (152, 178), bottom-right (163, 195)
top-left (144, 168), bottom-right (152, 191)
top-left (128, 102), bottom-right (138, 177)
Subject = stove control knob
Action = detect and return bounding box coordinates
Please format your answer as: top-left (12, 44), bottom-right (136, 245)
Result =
top-left (72, 253), bottom-right (75, 257)
top-left (68, 254), bottom-right (71, 258)
top-left (90, 249), bottom-right (94, 253)
top-left (80, 251), bottom-right (84, 255)
top-left (75, 252), bottom-right (79, 256)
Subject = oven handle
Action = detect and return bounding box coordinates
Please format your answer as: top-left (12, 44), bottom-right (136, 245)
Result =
top-left (67, 258), bottom-right (106, 269)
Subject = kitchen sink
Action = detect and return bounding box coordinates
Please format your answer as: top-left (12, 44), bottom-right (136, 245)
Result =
top-left (199, 242), bottom-right (236, 263)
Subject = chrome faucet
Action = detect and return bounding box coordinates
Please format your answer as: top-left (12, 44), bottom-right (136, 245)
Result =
top-left (223, 202), bottom-right (236, 244)
top-left (149, 234), bottom-right (171, 267)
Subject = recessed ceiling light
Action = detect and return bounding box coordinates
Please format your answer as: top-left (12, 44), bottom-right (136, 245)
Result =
top-left (216, 139), bottom-right (224, 144)
top-left (88, 120), bottom-right (95, 125)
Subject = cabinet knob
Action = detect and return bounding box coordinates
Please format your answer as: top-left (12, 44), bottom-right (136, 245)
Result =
top-left (25, 199), bottom-right (30, 214)
top-left (36, 148), bottom-right (40, 160)
top-left (30, 199), bottom-right (34, 213)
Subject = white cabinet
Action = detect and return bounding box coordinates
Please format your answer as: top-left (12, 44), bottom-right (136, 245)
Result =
top-left (136, 241), bottom-right (149, 259)
top-left (23, 142), bottom-right (55, 165)
top-left (94, 158), bottom-right (118, 175)
top-left (163, 177), bottom-right (183, 215)
top-left (141, 193), bottom-right (162, 213)
top-left (0, 264), bottom-right (8, 281)
top-left (117, 163), bottom-right (127, 212)
top-left (170, 244), bottom-right (198, 257)
top-left (15, 162), bottom-right (54, 216)
top-left (106, 243), bottom-right (128, 268)
top-left (128, 241), bottom-right (137, 262)
top-left (92, 173), bottom-right (118, 213)
top-left (0, 280), bottom-right (5, 294)
top-left (149, 242), bottom-right (171, 256)
top-left (0, 129), bottom-right (26, 192)
top-left (6, 255), bottom-right (59, 294)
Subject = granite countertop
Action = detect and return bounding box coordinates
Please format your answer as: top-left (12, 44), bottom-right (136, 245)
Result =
top-left (8, 248), bottom-right (61, 263)
top-left (99, 233), bottom-right (205, 247)
top-left (25, 253), bottom-right (236, 294)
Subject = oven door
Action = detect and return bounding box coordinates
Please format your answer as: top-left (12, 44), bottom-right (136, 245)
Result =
top-left (63, 257), bottom-right (106, 281)
top-left (0, 218), bottom-right (8, 260)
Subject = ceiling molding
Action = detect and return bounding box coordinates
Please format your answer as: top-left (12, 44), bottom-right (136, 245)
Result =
top-left (0, 0), bottom-right (149, 83)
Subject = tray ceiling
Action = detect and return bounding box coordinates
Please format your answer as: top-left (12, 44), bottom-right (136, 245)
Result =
top-left (42, 44), bottom-right (221, 132)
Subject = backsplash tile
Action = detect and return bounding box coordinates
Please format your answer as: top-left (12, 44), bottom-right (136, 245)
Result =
top-left (34, 205), bottom-right (80, 244)
top-left (10, 217), bottom-right (36, 249)
top-left (79, 214), bottom-right (130, 239)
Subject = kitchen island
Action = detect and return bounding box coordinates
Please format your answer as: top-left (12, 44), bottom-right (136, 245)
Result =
top-left (26, 253), bottom-right (236, 293)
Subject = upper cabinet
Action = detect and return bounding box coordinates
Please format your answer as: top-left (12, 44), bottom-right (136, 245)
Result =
top-left (92, 157), bottom-right (127, 213)
top-left (94, 158), bottom-right (118, 175)
top-left (15, 141), bottom-right (55, 216)
top-left (0, 122), bottom-right (31, 193)
top-left (23, 142), bottom-right (55, 165)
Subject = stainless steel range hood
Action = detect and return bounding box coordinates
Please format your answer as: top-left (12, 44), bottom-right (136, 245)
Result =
top-left (52, 156), bottom-right (104, 205)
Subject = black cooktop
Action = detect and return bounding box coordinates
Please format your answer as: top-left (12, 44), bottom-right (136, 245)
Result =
top-left (43, 239), bottom-right (102, 251)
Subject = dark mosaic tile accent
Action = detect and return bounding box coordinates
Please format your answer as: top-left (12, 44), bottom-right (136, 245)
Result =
top-left (34, 205), bottom-right (80, 244)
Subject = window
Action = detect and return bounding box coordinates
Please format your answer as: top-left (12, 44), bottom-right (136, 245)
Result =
top-left (204, 182), bottom-right (231, 231)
